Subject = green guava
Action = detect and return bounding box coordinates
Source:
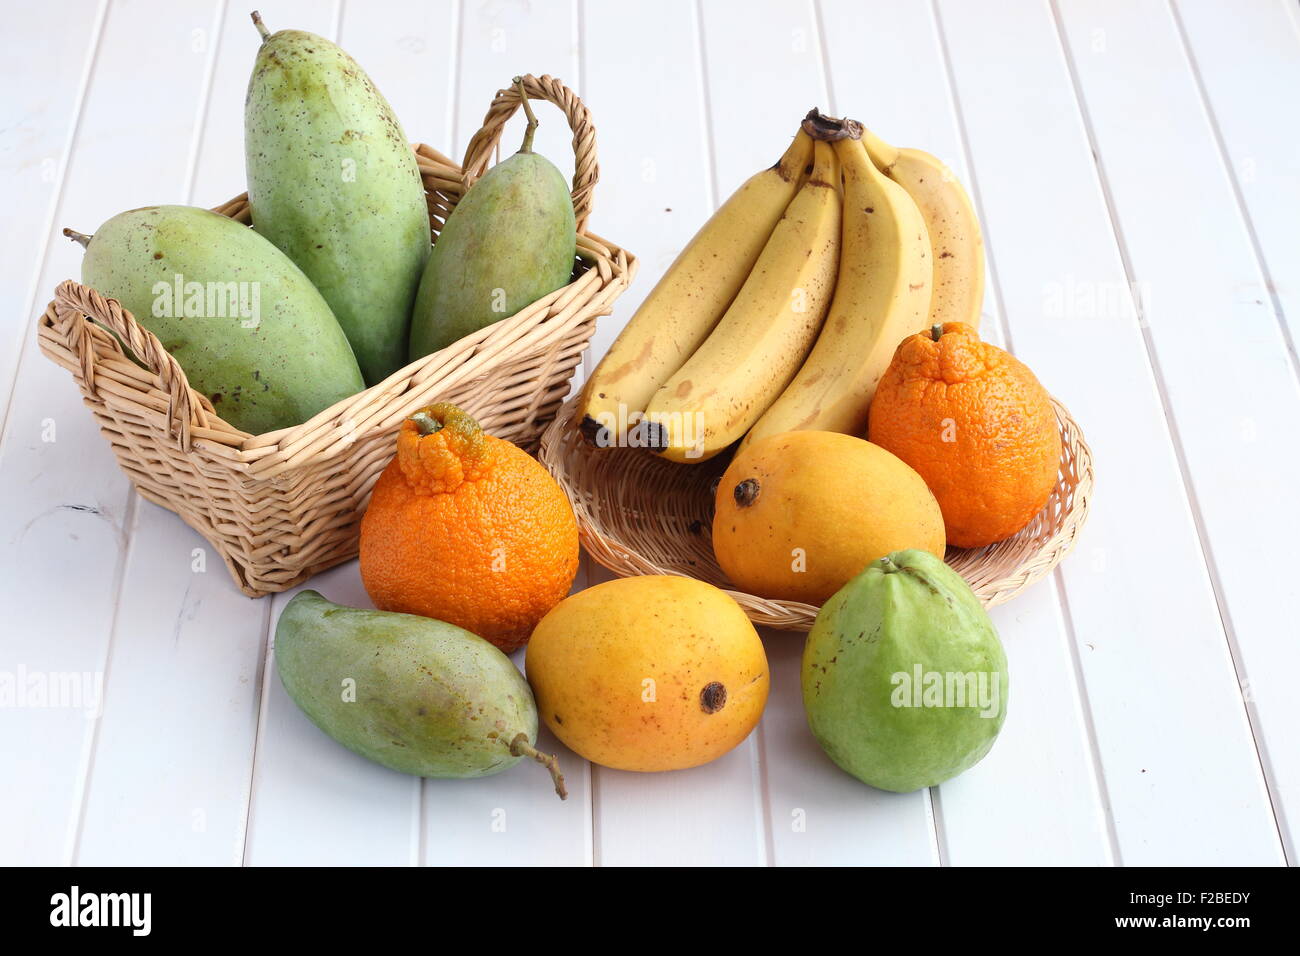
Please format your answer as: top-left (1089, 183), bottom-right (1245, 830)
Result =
top-left (801, 549), bottom-right (1008, 792)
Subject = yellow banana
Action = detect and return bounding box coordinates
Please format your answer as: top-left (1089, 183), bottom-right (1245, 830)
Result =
top-left (645, 139), bottom-right (841, 463)
top-left (860, 126), bottom-right (984, 330)
top-left (578, 130), bottom-right (814, 447)
top-left (744, 120), bottom-right (932, 448)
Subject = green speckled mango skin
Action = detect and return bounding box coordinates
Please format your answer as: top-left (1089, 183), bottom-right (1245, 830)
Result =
top-left (274, 590), bottom-right (538, 779)
top-left (409, 150), bottom-right (576, 359)
top-left (79, 205), bottom-right (364, 436)
top-left (245, 29), bottom-right (430, 385)
top-left (802, 550), bottom-right (1008, 792)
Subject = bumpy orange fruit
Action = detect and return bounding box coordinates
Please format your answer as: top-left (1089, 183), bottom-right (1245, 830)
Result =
top-left (360, 403), bottom-right (579, 652)
top-left (869, 322), bottom-right (1061, 549)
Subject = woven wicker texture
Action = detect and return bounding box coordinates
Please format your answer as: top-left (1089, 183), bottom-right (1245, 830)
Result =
top-left (539, 396), bottom-right (1093, 629)
top-left (38, 74), bottom-right (635, 598)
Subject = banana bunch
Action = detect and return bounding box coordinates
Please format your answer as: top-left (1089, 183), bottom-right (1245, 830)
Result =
top-left (578, 110), bottom-right (984, 462)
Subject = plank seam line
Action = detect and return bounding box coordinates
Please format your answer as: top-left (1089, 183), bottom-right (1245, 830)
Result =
top-left (57, 0), bottom-right (132, 866)
top-left (1167, 0), bottom-right (1300, 392)
top-left (1285, 0), bottom-right (1300, 46)
top-left (71, 0), bottom-right (230, 866)
top-left (1049, 0), bottom-right (1290, 865)
top-left (591, 745), bottom-right (603, 867)
top-left (240, 599), bottom-right (276, 865)
top-left (926, 0), bottom-right (1117, 863)
top-left (1050, 564), bottom-right (1122, 865)
top-left (926, 785), bottom-right (948, 866)
top-left (415, 777), bottom-right (426, 867)
top-left (448, 0), bottom-right (464, 161)
top-left (691, 0), bottom-right (720, 212)
top-left (751, 698), bottom-right (774, 867)
top-left (0, 0), bottom-right (109, 444)
top-left (576, 0), bottom-right (591, 385)
top-left (811, 0), bottom-right (836, 117)
top-left (573, 1), bottom-right (599, 867)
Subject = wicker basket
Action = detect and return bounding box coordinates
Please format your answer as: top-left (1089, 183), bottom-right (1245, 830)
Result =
top-left (38, 74), bottom-right (635, 597)
top-left (539, 396), bottom-right (1093, 629)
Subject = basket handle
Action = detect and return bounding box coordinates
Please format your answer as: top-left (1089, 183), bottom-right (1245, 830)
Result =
top-left (459, 74), bottom-right (598, 234)
top-left (52, 279), bottom-right (206, 451)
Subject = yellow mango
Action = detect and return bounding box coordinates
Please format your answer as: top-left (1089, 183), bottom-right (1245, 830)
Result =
top-left (525, 576), bottom-right (769, 772)
top-left (713, 430), bottom-right (945, 605)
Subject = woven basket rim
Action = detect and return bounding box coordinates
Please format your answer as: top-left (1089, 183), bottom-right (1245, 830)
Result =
top-left (539, 394), bottom-right (1094, 627)
top-left (42, 73), bottom-right (620, 462)
top-left (47, 223), bottom-right (632, 454)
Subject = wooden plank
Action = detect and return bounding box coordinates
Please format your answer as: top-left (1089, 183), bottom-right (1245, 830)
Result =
top-left (0, 0), bottom-right (223, 866)
top-left (1173, 0), bottom-right (1300, 357)
top-left (1057, 0), bottom-right (1297, 862)
top-left (818, 0), bottom-right (1112, 866)
top-left (935, 0), bottom-right (1284, 864)
top-left (75, 0), bottom-right (342, 868)
top-left (0, 0), bottom-right (106, 428)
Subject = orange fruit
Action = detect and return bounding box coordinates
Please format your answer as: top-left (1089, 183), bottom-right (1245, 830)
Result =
top-left (359, 403), bottom-right (579, 652)
top-left (868, 322), bottom-right (1060, 549)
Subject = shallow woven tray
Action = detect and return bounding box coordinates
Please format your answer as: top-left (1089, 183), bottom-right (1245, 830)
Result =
top-left (38, 74), bottom-right (636, 597)
top-left (539, 396), bottom-right (1093, 629)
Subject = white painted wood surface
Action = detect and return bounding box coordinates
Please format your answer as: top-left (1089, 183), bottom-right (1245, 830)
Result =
top-left (0, 0), bottom-right (1294, 866)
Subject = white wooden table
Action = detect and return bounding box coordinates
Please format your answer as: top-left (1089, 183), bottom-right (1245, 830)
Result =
top-left (2, 0), bottom-right (1296, 867)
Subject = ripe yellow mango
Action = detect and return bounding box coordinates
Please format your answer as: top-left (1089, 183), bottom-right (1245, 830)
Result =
top-left (713, 431), bottom-right (945, 605)
top-left (525, 575), bottom-right (769, 772)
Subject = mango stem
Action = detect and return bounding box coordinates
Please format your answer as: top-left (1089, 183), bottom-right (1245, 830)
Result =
top-left (513, 76), bottom-right (538, 154)
top-left (251, 10), bottom-right (270, 41)
top-left (510, 733), bottom-right (568, 799)
top-left (62, 228), bottom-right (91, 248)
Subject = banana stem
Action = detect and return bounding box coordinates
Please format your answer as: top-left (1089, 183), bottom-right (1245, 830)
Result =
top-left (510, 732), bottom-right (567, 799)
top-left (62, 228), bottom-right (91, 248)
top-left (251, 10), bottom-right (270, 41)
top-left (513, 76), bottom-right (539, 154)
top-left (802, 108), bottom-right (860, 142)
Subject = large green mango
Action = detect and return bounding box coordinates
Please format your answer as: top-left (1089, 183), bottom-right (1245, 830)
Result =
top-left (72, 205), bottom-right (364, 435)
top-left (275, 590), bottom-right (565, 795)
top-left (245, 19), bottom-right (430, 384)
top-left (802, 549), bottom-right (1008, 792)
top-left (408, 119), bottom-right (576, 359)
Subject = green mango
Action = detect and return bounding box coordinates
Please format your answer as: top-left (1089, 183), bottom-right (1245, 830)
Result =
top-left (245, 17), bottom-right (430, 385)
top-left (408, 89), bottom-right (576, 360)
top-left (802, 549), bottom-right (1008, 792)
top-left (275, 590), bottom-right (566, 795)
top-left (70, 205), bottom-right (364, 436)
